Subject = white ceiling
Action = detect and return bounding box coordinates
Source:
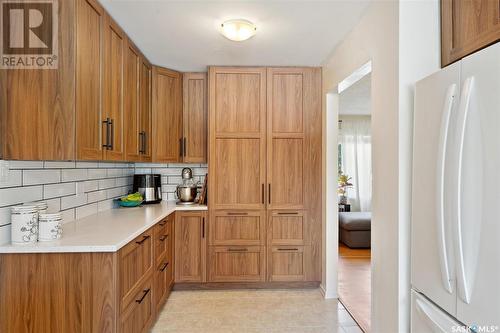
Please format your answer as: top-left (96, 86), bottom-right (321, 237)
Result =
top-left (339, 72), bottom-right (371, 115)
top-left (100, 0), bottom-right (371, 72)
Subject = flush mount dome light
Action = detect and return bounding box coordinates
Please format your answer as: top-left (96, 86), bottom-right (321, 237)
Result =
top-left (220, 19), bottom-right (257, 41)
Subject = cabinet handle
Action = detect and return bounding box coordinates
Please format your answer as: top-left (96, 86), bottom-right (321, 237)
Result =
top-left (143, 131), bottom-right (147, 154)
top-left (135, 235), bottom-right (150, 245)
top-left (139, 131), bottom-right (145, 154)
top-left (158, 220), bottom-right (166, 226)
top-left (179, 138), bottom-right (183, 157)
top-left (160, 262), bottom-right (169, 272)
top-left (159, 234), bottom-right (168, 241)
top-left (102, 118), bottom-right (110, 149)
top-left (261, 184), bottom-right (264, 204)
top-left (278, 248), bottom-right (299, 251)
top-left (228, 248), bottom-right (248, 252)
top-left (268, 184), bottom-right (271, 204)
top-left (135, 288), bottom-right (150, 304)
top-left (277, 212), bottom-right (299, 215)
top-left (202, 217), bottom-right (205, 238)
top-left (183, 137), bottom-right (187, 157)
top-left (138, 132), bottom-right (143, 154)
top-left (109, 119), bottom-right (114, 150)
top-left (227, 212), bottom-right (248, 216)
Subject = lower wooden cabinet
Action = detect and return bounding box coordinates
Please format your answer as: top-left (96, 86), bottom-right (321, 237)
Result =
top-left (209, 210), bottom-right (265, 246)
top-left (268, 246), bottom-right (305, 282)
top-left (154, 215), bottom-right (174, 314)
top-left (174, 211), bottom-right (207, 282)
top-left (120, 277), bottom-right (154, 333)
top-left (208, 246), bottom-right (266, 282)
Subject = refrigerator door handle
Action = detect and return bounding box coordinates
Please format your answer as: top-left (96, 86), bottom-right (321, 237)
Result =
top-left (454, 76), bottom-right (475, 305)
top-left (436, 84), bottom-right (456, 294)
top-left (415, 298), bottom-right (453, 333)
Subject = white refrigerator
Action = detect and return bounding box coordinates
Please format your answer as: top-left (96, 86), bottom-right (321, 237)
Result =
top-left (411, 42), bottom-right (500, 333)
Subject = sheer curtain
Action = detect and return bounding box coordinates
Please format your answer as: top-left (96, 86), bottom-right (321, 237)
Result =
top-left (339, 117), bottom-right (372, 212)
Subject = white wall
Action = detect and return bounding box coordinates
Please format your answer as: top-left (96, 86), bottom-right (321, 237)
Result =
top-left (321, 0), bottom-right (440, 331)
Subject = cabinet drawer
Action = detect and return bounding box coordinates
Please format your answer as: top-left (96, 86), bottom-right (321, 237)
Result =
top-left (208, 246), bottom-right (265, 282)
top-left (154, 216), bottom-right (171, 263)
top-left (119, 229), bottom-right (153, 307)
top-left (120, 277), bottom-right (154, 333)
top-left (210, 210), bottom-right (265, 246)
top-left (153, 254), bottom-right (172, 312)
top-left (268, 246), bottom-right (305, 282)
top-left (268, 210), bottom-right (306, 246)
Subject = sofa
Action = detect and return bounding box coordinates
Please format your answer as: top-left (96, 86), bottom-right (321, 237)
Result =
top-left (339, 212), bottom-right (371, 248)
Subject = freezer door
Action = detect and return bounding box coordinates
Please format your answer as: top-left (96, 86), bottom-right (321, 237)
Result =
top-left (454, 42), bottom-right (500, 329)
top-left (411, 290), bottom-right (463, 333)
top-left (412, 62), bottom-right (460, 316)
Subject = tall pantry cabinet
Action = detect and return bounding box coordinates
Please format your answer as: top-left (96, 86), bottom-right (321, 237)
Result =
top-left (208, 67), bottom-right (322, 283)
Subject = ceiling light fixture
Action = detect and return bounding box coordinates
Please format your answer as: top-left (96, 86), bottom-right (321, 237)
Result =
top-left (220, 19), bottom-right (257, 42)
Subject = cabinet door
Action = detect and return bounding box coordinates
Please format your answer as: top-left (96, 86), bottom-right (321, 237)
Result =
top-left (174, 211), bottom-right (206, 283)
top-left (267, 68), bottom-right (307, 209)
top-left (76, 0), bottom-right (105, 160)
top-left (0, 0), bottom-right (75, 160)
top-left (139, 58), bottom-right (152, 162)
top-left (183, 73), bottom-right (207, 163)
top-left (268, 210), bottom-right (306, 246)
top-left (268, 246), bottom-right (305, 282)
top-left (102, 16), bottom-right (125, 161)
top-left (441, 0), bottom-right (500, 66)
top-left (209, 67), bottom-right (266, 210)
top-left (209, 210), bottom-right (265, 246)
top-left (124, 40), bottom-right (141, 161)
top-left (120, 278), bottom-right (154, 333)
top-left (152, 66), bottom-right (182, 163)
top-left (208, 246), bottom-right (265, 282)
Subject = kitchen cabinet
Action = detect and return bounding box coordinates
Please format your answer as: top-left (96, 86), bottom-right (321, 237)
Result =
top-left (139, 58), bottom-right (153, 162)
top-left (124, 41), bottom-right (141, 161)
top-left (153, 214), bottom-right (174, 314)
top-left (208, 66), bottom-right (322, 283)
top-left (152, 66), bottom-right (182, 163)
top-left (0, 0), bottom-right (75, 161)
top-left (441, 0), bottom-right (500, 66)
top-left (174, 211), bottom-right (207, 283)
top-left (182, 73), bottom-right (208, 163)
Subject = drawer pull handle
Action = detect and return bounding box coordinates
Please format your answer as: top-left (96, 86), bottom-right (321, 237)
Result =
top-left (135, 288), bottom-right (150, 304)
top-left (278, 248), bottom-right (299, 251)
top-left (228, 248), bottom-right (248, 252)
top-left (158, 221), bottom-right (167, 226)
top-left (227, 212), bottom-right (248, 216)
top-left (159, 235), bottom-right (168, 241)
top-left (135, 235), bottom-right (150, 245)
top-left (160, 262), bottom-right (169, 272)
top-left (277, 212), bottom-right (299, 215)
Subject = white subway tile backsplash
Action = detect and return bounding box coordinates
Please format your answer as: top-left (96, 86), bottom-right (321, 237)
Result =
top-left (107, 186), bottom-right (129, 199)
top-left (62, 169), bottom-right (88, 182)
top-left (98, 199), bottom-right (116, 212)
top-left (76, 203), bottom-right (98, 219)
top-left (98, 162), bottom-right (115, 168)
top-left (61, 209), bottom-right (75, 224)
top-left (8, 161), bottom-right (44, 169)
top-left (116, 176), bottom-right (132, 187)
top-left (98, 178), bottom-right (116, 190)
top-left (61, 194), bottom-right (87, 210)
top-left (23, 169), bottom-right (61, 185)
top-left (135, 168), bottom-right (152, 174)
top-left (87, 168), bottom-right (107, 179)
top-left (0, 186), bottom-right (43, 207)
top-left (0, 207), bottom-right (11, 226)
top-left (83, 180), bottom-right (99, 192)
top-left (75, 161), bottom-right (98, 168)
top-left (44, 161), bottom-right (76, 169)
top-left (107, 168), bottom-right (122, 177)
top-left (88, 190), bottom-right (107, 203)
top-left (44, 182), bottom-right (75, 199)
top-left (0, 170), bottom-right (22, 188)
top-left (0, 224), bottom-right (11, 245)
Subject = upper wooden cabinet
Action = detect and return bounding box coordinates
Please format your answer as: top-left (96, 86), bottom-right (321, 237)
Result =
top-left (0, 0), bottom-right (76, 161)
top-left (124, 41), bottom-right (141, 162)
top-left (182, 73), bottom-right (208, 163)
top-left (139, 59), bottom-right (153, 162)
top-left (441, 0), bottom-right (500, 66)
top-left (152, 66), bottom-right (182, 163)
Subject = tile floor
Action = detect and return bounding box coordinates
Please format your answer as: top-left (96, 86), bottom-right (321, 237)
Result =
top-left (152, 289), bottom-right (363, 333)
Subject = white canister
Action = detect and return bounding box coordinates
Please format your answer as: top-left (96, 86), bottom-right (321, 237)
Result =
top-left (38, 213), bottom-right (62, 241)
top-left (25, 201), bottom-right (48, 214)
top-left (11, 205), bottom-right (38, 244)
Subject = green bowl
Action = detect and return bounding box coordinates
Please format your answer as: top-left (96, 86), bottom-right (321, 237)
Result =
top-left (116, 199), bottom-right (143, 207)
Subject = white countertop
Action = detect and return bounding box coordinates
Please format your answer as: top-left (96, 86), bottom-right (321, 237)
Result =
top-left (0, 201), bottom-right (207, 254)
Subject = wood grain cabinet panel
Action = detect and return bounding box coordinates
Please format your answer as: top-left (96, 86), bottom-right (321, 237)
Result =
top-left (268, 246), bottom-right (305, 282)
top-left (271, 73), bottom-right (304, 133)
top-left (119, 229), bottom-right (153, 309)
top-left (268, 210), bottom-right (306, 246)
top-left (153, 217), bottom-right (171, 265)
top-left (442, 0), bottom-right (500, 66)
top-left (124, 41), bottom-right (141, 161)
top-left (0, 0), bottom-right (75, 160)
top-left (76, 0), bottom-right (105, 160)
top-left (120, 277), bottom-right (154, 333)
top-left (183, 73), bottom-right (208, 163)
top-left (209, 210), bottom-right (265, 246)
top-left (139, 59), bottom-right (152, 162)
top-left (153, 255), bottom-right (171, 314)
top-left (208, 246), bottom-right (266, 282)
top-left (174, 211), bottom-right (207, 283)
top-left (152, 66), bottom-right (182, 162)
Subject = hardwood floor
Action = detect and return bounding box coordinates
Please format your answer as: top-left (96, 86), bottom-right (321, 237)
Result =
top-left (338, 243), bottom-right (371, 332)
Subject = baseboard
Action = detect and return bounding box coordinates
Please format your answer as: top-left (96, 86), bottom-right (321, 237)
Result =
top-left (173, 281), bottom-right (321, 291)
